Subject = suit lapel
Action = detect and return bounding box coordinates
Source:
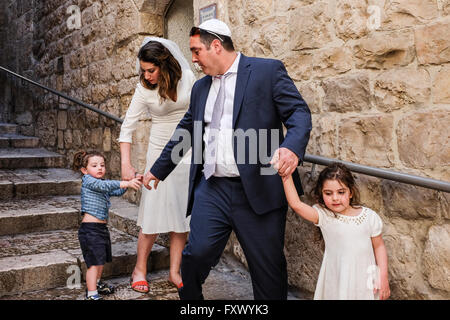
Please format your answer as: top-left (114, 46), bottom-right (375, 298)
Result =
top-left (196, 76), bottom-right (212, 122)
top-left (233, 54), bottom-right (251, 128)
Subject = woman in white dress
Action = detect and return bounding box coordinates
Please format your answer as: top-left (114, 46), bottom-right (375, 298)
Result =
top-left (119, 37), bottom-right (196, 292)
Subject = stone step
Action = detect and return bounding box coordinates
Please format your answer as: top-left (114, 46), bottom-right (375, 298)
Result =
top-left (0, 271), bottom-right (181, 300)
top-left (0, 133), bottom-right (40, 148)
top-left (0, 123), bottom-right (18, 135)
top-left (109, 197), bottom-right (171, 248)
top-left (0, 148), bottom-right (65, 169)
top-left (0, 169), bottom-right (81, 199)
top-left (0, 195), bottom-right (81, 236)
top-left (0, 228), bottom-right (169, 296)
top-left (0, 255), bottom-right (258, 300)
top-left (108, 197), bottom-right (141, 238)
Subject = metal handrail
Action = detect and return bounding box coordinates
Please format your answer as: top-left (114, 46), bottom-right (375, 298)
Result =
top-left (304, 155), bottom-right (450, 193)
top-left (1, 66), bottom-right (449, 193)
top-left (0, 66), bottom-right (123, 123)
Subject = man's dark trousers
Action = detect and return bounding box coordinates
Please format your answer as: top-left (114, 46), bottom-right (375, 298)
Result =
top-left (178, 175), bottom-right (288, 300)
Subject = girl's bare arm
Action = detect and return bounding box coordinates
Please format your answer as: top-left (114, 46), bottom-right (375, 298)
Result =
top-left (371, 235), bottom-right (390, 300)
top-left (282, 175), bottom-right (319, 224)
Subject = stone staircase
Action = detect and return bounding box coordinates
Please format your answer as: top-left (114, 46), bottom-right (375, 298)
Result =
top-left (0, 123), bottom-right (171, 300)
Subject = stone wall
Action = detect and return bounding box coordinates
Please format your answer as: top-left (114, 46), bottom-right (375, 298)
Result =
top-left (166, 0), bottom-right (198, 76)
top-left (0, 0), bottom-right (9, 122)
top-left (0, 0), bottom-right (171, 181)
top-left (1, 0), bottom-right (449, 299)
top-left (192, 0), bottom-right (449, 299)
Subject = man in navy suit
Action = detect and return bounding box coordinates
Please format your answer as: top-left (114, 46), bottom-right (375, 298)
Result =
top-left (143, 19), bottom-right (312, 300)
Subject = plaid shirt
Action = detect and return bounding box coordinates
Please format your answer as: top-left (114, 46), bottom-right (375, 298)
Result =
top-left (80, 174), bottom-right (127, 221)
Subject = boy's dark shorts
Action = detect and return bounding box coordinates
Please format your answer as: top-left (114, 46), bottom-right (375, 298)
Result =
top-left (78, 222), bottom-right (112, 268)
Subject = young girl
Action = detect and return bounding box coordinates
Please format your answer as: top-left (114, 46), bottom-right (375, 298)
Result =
top-left (277, 161), bottom-right (390, 300)
top-left (73, 151), bottom-right (142, 300)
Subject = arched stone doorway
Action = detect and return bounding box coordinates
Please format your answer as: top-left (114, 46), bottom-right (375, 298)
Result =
top-left (164, 0), bottom-right (197, 75)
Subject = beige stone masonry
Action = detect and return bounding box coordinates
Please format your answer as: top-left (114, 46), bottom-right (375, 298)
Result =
top-left (1, 0), bottom-right (448, 300)
top-left (397, 111), bottom-right (450, 173)
top-left (322, 72), bottom-right (371, 113)
top-left (415, 19), bottom-right (450, 65)
top-left (432, 64), bottom-right (450, 104)
top-left (354, 29), bottom-right (416, 69)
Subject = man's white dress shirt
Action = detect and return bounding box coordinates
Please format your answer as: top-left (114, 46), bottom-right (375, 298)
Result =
top-left (203, 52), bottom-right (241, 177)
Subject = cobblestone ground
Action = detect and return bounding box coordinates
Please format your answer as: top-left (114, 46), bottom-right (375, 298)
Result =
top-left (1, 254), bottom-right (304, 300)
top-left (1, 254), bottom-right (302, 300)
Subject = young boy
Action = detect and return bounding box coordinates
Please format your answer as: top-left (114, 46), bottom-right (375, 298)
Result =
top-left (73, 151), bottom-right (142, 300)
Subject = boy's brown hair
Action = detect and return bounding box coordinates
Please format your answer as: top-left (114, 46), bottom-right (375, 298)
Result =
top-left (72, 150), bottom-right (105, 171)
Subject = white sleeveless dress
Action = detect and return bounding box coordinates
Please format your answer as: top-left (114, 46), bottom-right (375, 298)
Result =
top-left (119, 69), bottom-right (196, 234)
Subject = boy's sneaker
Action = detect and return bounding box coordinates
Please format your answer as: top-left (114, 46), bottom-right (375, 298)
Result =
top-left (85, 293), bottom-right (102, 300)
top-left (97, 280), bottom-right (115, 295)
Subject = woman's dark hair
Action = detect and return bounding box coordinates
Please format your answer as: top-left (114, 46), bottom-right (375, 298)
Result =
top-left (138, 41), bottom-right (182, 101)
top-left (189, 27), bottom-right (235, 52)
top-left (72, 150), bottom-right (105, 171)
top-left (314, 162), bottom-right (361, 211)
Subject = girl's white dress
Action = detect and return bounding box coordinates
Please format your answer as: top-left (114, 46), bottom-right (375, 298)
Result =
top-left (312, 205), bottom-right (383, 300)
top-left (119, 69), bottom-right (196, 234)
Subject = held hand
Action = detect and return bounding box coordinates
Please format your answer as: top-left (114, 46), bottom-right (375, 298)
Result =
top-left (270, 148), bottom-right (299, 177)
top-left (135, 173), bottom-right (144, 182)
top-left (269, 149), bottom-right (280, 171)
top-left (270, 150), bottom-right (293, 182)
top-left (143, 171), bottom-right (160, 190)
top-left (127, 177), bottom-right (143, 191)
top-left (121, 163), bottom-right (136, 181)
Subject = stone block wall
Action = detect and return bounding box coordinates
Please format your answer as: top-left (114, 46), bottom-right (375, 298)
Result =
top-left (0, 0), bottom-right (8, 123)
top-left (192, 0), bottom-right (449, 299)
top-left (1, 0), bottom-right (449, 299)
top-left (0, 0), bottom-right (169, 181)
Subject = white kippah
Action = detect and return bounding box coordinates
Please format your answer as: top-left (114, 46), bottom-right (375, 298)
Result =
top-left (198, 18), bottom-right (231, 37)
